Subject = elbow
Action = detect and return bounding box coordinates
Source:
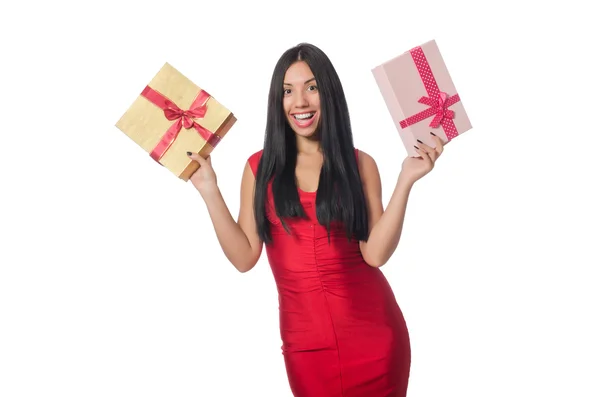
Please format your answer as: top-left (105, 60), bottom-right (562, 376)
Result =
top-left (366, 258), bottom-right (388, 268)
top-left (233, 257), bottom-right (259, 273)
top-left (237, 264), bottom-right (254, 273)
top-left (361, 248), bottom-right (389, 268)
top-left (234, 262), bottom-right (253, 273)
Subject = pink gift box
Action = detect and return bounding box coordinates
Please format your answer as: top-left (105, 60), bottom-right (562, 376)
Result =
top-left (372, 39), bottom-right (472, 156)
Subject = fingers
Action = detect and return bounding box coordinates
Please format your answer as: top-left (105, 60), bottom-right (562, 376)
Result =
top-left (415, 131), bottom-right (446, 162)
top-left (187, 151), bottom-right (207, 165)
top-left (429, 131), bottom-right (444, 155)
top-left (413, 145), bottom-right (433, 167)
top-left (415, 139), bottom-right (437, 162)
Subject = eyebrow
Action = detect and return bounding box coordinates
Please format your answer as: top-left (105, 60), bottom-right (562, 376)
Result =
top-left (283, 77), bottom-right (316, 86)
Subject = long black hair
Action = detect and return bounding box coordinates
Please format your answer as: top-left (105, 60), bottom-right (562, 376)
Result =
top-left (254, 43), bottom-right (369, 244)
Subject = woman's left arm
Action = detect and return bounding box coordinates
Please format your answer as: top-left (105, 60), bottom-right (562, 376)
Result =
top-left (359, 133), bottom-right (445, 267)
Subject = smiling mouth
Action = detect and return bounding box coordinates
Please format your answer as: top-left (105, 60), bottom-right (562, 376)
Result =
top-left (292, 112), bottom-right (316, 120)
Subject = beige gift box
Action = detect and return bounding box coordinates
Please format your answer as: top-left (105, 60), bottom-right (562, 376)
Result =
top-left (115, 62), bottom-right (236, 181)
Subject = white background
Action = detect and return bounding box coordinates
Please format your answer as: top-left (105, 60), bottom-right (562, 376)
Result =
top-left (1, 0), bottom-right (599, 396)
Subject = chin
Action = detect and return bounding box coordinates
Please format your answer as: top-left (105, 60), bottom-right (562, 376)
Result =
top-left (294, 127), bottom-right (319, 138)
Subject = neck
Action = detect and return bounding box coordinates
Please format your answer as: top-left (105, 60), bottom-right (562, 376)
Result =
top-left (295, 135), bottom-right (321, 154)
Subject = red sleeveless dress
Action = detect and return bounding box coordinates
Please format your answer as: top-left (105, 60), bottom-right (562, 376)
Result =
top-left (248, 149), bottom-right (411, 397)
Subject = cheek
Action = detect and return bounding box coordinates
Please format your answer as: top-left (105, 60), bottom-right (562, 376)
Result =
top-left (282, 98), bottom-right (292, 114)
top-left (311, 96), bottom-right (321, 110)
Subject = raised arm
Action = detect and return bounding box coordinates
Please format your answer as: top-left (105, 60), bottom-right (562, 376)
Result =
top-left (358, 134), bottom-right (444, 267)
top-left (188, 153), bottom-right (263, 273)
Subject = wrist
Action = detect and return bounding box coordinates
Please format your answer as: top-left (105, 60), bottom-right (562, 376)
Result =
top-left (397, 173), bottom-right (415, 190)
top-left (198, 182), bottom-right (220, 199)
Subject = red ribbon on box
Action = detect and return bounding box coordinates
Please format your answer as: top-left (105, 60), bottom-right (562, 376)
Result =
top-left (399, 46), bottom-right (461, 140)
top-left (140, 86), bottom-right (222, 162)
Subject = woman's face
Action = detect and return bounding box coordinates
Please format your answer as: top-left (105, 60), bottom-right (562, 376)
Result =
top-left (282, 61), bottom-right (321, 138)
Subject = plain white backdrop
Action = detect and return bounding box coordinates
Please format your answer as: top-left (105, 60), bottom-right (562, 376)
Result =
top-left (1, 0), bottom-right (599, 396)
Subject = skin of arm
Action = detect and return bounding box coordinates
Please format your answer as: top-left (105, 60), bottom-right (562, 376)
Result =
top-left (357, 150), bottom-right (414, 268)
top-left (198, 161), bottom-right (263, 273)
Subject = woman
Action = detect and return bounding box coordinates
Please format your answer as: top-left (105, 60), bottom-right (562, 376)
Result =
top-left (187, 43), bottom-right (444, 397)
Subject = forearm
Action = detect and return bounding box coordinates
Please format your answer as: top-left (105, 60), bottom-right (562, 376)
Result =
top-left (362, 176), bottom-right (414, 267)
top-left (200, 186), bottom-right (257, 272)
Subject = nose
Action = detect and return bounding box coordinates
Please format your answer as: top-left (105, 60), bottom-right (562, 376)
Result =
top-left (293, 90), bottom-right (309, 108)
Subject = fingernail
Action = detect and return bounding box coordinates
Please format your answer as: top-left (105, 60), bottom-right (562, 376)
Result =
top-left (417, 139), bottom-right (423, 144)
top-left (186, 151), bottom-right (192, 156)
top-left (414, 145), bottom-right (419, 150)
top-left (430, 132), bottom-right (436, 136)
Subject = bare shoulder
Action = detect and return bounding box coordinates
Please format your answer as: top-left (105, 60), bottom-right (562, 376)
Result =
top-left (355, 149), bottom-right (383, 232)
top-left (356, 149), bottom-right (381, 180)
top-left (238, 150), bottom-right (263, 249)
top-left (246, 149), bottom-right (264, 177)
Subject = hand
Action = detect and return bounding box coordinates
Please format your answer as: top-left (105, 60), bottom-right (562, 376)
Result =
top-left (187, 152), bottom-right (218, 195)
top-left (399, 132), bottom-right (445, 185)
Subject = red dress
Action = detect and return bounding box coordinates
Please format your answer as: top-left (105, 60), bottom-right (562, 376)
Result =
top-left (248, 149), bottom-right (411, 397)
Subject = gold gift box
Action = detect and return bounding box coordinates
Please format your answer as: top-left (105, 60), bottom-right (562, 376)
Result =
top-left (115, 62), bottom-right (236, 181)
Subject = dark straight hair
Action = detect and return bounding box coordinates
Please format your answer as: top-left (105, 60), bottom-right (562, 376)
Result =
top-left (254, 43), bottom-right (369, 244)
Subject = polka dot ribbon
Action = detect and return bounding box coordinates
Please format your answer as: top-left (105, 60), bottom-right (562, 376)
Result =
top-left (399, 46), bottom-right (460, 140)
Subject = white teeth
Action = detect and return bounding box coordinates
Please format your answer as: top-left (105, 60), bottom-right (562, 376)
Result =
top-left (293, 112), bottom-right (315, 120)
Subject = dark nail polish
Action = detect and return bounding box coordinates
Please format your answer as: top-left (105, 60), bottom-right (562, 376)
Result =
top-left (414, 145), bottom-right (419, 150)
top-left (417, 139), bottom-right (423, 144)
top-left (430, 132), bottom-right (436, 136)
top-left (186, 151), bottom-right (192, 156)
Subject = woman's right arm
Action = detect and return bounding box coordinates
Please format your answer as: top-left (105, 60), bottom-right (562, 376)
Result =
top-left (188, 153), bottom-right (263, 273)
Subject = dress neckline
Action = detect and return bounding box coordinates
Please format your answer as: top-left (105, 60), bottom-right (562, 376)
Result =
top-left (298, 187), bottom-right (317, 195)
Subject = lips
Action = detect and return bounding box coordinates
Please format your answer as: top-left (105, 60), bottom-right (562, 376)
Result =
top-left (290, 111), bottom-right (317, 128)
top-left (292, 112), bottom-right (315, 120)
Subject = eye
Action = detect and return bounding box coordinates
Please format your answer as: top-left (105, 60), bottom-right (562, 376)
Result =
top-left (283, 88), bottom-right (292, 95)
top-left (307, 85), bottom-right (318, 92)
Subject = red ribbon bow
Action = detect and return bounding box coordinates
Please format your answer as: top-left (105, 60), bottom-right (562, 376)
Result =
top-left (418, 92), bottom-right (456, 128)
top-left (141, 86), bottom-right (221, 163)
top-left (163, 104), bottom-right (208, 128)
